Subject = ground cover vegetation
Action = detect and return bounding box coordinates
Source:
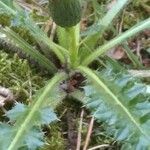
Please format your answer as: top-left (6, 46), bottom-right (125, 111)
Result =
top-left (0, 0), bottom-right (150, 149)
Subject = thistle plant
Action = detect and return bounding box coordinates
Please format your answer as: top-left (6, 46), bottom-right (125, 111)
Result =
top-left (0, 0), bottom-right (150, 150)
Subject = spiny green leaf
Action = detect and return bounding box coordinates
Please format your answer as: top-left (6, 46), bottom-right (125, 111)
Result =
top-left (0, 1), bottom-right (68, 63)
top-left (34, 107), bottom-right (58, 125)
top-left (0, 123), bottom-right (13, 150)
top-left (0, 124), bottom-right (44, 150)
top-left (24, 19), bottom-right (69, 63)
top-left (0, 73), bottom-right (66, 150)
top-left (78, 66), bottom-right (150, 149)
top-left (0, 27), bottom-right (57, 73)
top-left (6, 103), bottom-right (58, 125)
top-left (24, 128), bottom-right (44, 150)
top-left (6, 103), bottom-right (27, 122)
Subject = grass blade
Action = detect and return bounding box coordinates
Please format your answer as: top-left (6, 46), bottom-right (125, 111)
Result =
top-left (122, 42), bottom-right (143, 68)
top-left (81, 0), bottom-right (129, 48)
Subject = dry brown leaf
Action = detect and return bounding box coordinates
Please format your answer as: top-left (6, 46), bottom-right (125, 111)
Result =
top-left (143, 58), bottom-right (150, 67)
top-left (107, 46), bottom-right (125, 60)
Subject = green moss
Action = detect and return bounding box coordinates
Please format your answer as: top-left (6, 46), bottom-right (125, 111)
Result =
top-left (0, 51), bottom-right (66, 148)
top-left (0, 13), bottom-right (12, 26)
top-left (30, 10), bottom-right (49, 22)
top-left (42, 124), bottom-right (66, 150)
top-left (0, 51), bottom-right (46, 102)
top-left (122, 1), bottom-right (149, 30)
top-left (11, 26), bottom-right (36, 45)
top-left (0, 13), bottom-right (36, 45)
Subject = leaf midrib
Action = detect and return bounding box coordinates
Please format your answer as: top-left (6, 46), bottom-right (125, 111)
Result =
top-left (7, 73), bottom-right (66, 150)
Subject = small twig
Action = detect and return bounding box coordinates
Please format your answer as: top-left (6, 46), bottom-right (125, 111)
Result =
top-left (76, 109), bottom-right (84, 150)
top-left (28, 73), bottom-right (32, 104)
top-left (118, 10), bottom-right (125, 34)
top-left (50, 22), bottom-right (57, 41)
top-left (128, 70), bottom-right (150, 78)
top-left (83, 116), bottom-right (94, 150)
top-left (87, 144), bottom-right (110, 150)
top-left (44, 20), bottom-right (52, 33)
top-left (59, 108), bottom-right (68, 119)
top-left (136, 39), bottom-right (142, 63)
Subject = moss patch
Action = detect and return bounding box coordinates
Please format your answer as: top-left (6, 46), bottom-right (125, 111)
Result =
top-left (0, 51), bottom-right (46, 102)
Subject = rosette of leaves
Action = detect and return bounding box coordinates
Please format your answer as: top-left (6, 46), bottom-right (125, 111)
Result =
top-left (0, 0), bottom-right (150, 150)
